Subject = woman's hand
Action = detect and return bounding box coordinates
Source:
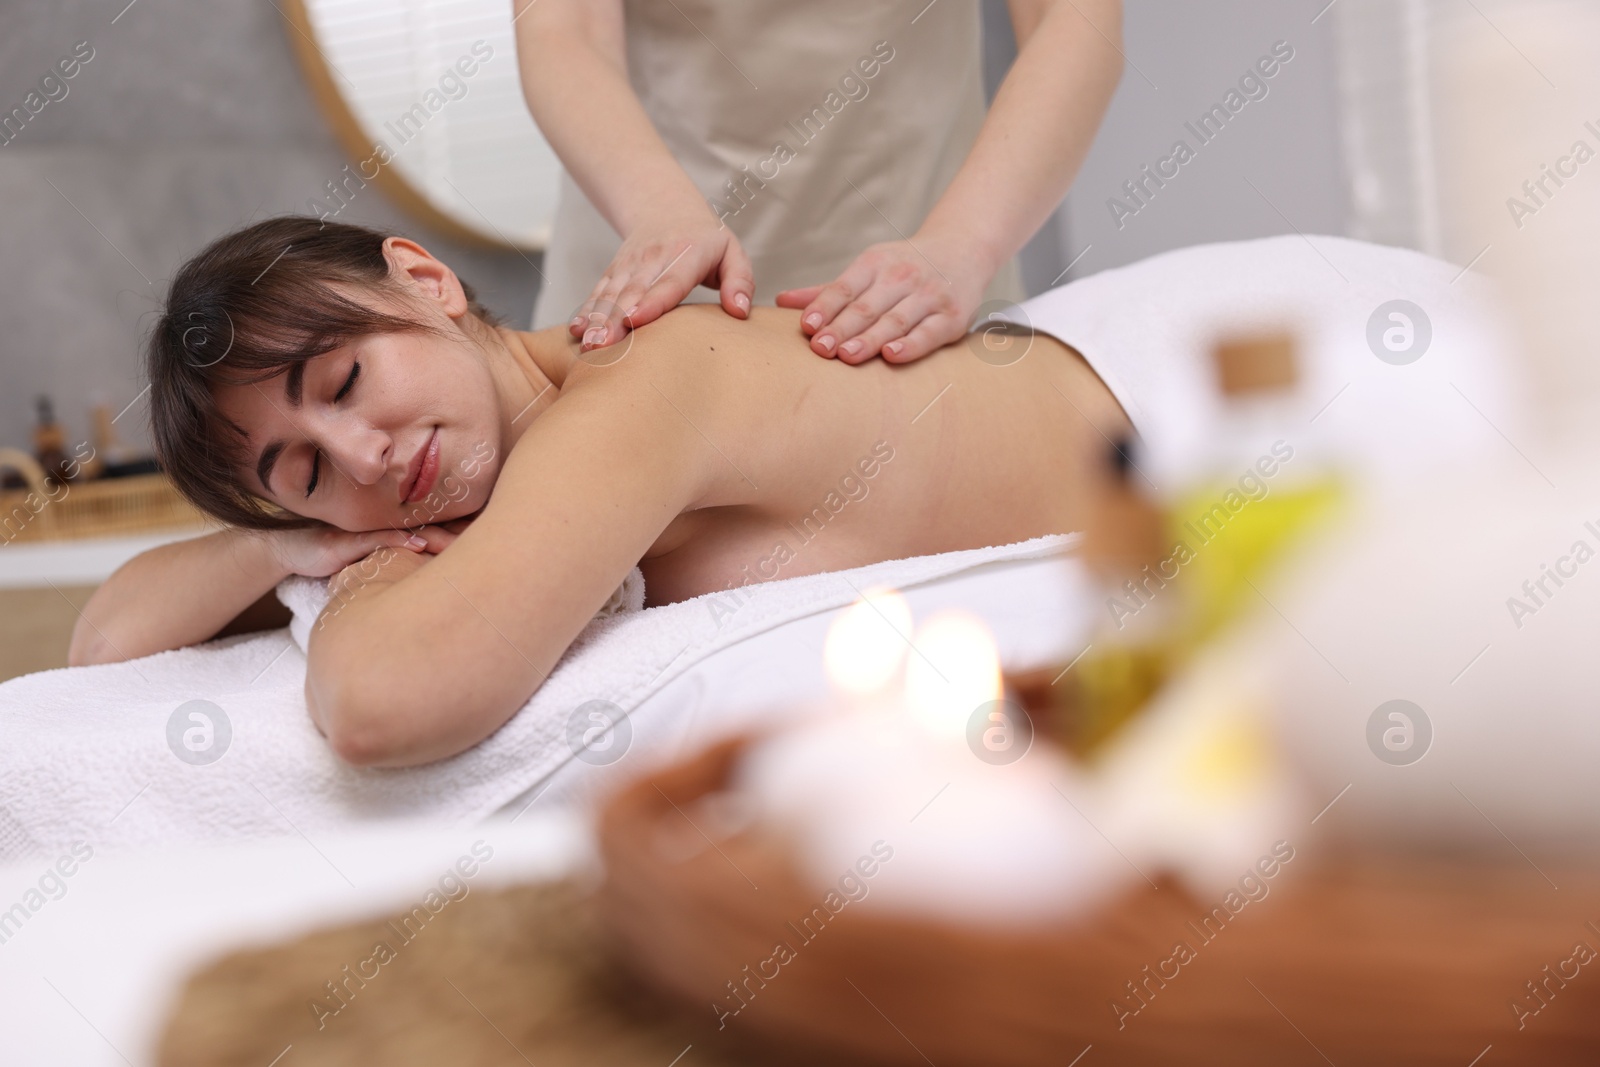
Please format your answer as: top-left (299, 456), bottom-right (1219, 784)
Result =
top-left (270, 517), bottom-right (477, 580)
top-left (775, 229), bottom-right (994, 365)
top-left (325, 541), bottom-right (429, 604)
top-left (320, 518), bottom-right (476, 602)
top-left (571, 209), bottom-right (755, 352)
top-left (268, 525), bottom-right (431, 579)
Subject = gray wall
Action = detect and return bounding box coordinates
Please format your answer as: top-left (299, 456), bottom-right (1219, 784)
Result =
top-left (1060, 0), bottom-right (1348, 277)
top-left (0, 0), bottom-right (1346, 457)
top-left (0, 0), bottom-right (540, 461)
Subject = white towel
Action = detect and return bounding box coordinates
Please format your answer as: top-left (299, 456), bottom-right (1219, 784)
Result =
top-left (0, 534), bottom-right (1072, 862)
top-left (992, 234), bottom-right (1524, 491)
top-left (279, 566), bottom-right (647, 660)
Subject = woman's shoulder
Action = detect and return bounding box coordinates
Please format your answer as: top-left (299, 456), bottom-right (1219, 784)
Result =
top-left (562, 302), bottom-right (814, 402)
top-left (610, 301), bottom-right (802, 357)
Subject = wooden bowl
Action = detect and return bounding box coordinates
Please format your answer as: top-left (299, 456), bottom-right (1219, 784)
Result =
top-left (598, 733), bottom-right (1600, 1065)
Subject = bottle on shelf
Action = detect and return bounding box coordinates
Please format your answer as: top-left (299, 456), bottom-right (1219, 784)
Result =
top-left (32, 395), bottom-right (71, 488)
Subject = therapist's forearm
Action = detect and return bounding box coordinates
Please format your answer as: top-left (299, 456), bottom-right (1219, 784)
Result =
top-left (513, 15), bottom-right (710, 236)
top-left (918, 0), bottom-right (1123, 273)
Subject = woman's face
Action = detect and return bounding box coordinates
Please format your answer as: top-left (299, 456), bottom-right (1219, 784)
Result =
top-left (213, 319), bottom-right (505, 532)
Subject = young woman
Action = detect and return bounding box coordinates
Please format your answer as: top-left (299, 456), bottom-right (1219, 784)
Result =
top-left (71, 216), bottom-right (1130, 768)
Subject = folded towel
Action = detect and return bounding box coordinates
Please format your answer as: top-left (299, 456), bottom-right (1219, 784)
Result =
top-left (279, 566), bottom-right (647, 659)
top-left (0, 534), bottom-right (1072, 862)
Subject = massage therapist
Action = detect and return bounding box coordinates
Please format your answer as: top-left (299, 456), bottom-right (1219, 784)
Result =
top-left (513, 0), bottom-right (1121, 365)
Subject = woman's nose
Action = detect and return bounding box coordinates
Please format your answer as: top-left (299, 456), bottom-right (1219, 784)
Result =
top-left (323, 424), bottom-right (391, 487)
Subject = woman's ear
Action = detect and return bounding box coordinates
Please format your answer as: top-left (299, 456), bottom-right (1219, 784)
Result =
top-left (381, 236), bottom-right (470, 320)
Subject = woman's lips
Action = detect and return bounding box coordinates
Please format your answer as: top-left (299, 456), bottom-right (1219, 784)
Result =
top-left (404, 429), bottom-right (441, 504)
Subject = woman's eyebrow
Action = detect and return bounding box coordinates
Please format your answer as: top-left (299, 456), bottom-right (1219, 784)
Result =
top-left (283, 362), bottom-right (308, 408)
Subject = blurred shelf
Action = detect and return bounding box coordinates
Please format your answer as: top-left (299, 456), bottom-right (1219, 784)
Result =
top-left (0, 525), bottom-right (212, 589)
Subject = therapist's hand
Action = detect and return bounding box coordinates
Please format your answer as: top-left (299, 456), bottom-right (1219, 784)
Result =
top-left (775, 231), bottom-right (993, 365)
top-left (571, 210), bottom-right (755, 352)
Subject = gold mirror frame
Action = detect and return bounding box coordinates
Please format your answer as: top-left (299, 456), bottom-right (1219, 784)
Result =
top-left (280, 0), bottom-right (557, 252)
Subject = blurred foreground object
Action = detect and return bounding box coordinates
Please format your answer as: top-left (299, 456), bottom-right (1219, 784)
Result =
top-left (1033, 331), bottom-right (1342, 758)
top-left (156, 879), bottom-right (753, 1067)
top-left (1436, 0), bottom-right (1600, 448)
top-left (598, 735), bottom-right (1600, 1066)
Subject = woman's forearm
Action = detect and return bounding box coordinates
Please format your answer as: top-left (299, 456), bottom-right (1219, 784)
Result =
top-left (69, 528), bottom-right (290, 666)
top-left (304, 548), bottom-right (563, 768)
top-left (918, 0), bottom-right (1124, 273)
top-left (512, 0), bottom-right (712, 237)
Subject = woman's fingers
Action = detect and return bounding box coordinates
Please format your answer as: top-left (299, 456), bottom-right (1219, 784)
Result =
top-left (387, 529), bottom-right (426, 551)
top-left (400, 525), bottom-right (456, 554)
top-left (354, 528), bottom-right (422, 562)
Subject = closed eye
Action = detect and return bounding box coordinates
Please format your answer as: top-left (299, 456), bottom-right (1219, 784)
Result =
top-left (305, 361), bottom-right (361, 497)
top-left (334, 360), bottom-right (360, 402)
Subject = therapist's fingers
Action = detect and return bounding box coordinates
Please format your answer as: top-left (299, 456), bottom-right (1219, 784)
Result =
top-left (796, 262), bottom-right (888, 357)
top-left (572, 274), bottom-right (623, 347)
top-left (802, 263), bottom-right (882, 346)
top-left (832, 291), bottom-right (937, 365)
top-left (570, 274), bottom-right (611, 337)
top-left (774, 284), bottom-right (825, 316)
top-left (608, 275), bottom-right (663, 338)
top-left (813, 266), bottom-right (921, 360)
top-left (716, 237), bottom-right (754, 319)
top-left (880, 312), bottom-right (964, 365)
top-left (573, 212), bottom-right (754, 351)
top-left (621, 253), bottom-right (711, 335)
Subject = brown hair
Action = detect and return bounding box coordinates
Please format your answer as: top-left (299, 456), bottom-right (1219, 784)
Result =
top-left (145, 215), bottom-right (503, 530)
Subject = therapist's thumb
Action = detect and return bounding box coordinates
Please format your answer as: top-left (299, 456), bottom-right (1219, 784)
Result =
top-left (717, 240), bottom-right (754, 318)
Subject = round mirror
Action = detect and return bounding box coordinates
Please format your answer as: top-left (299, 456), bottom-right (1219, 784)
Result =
top-left (282, 0), bottom-right (558, 251)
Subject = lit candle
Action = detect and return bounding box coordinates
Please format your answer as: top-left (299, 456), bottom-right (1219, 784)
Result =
top-left (822, 585), bottom-right (912, 702)
top-left (733, 593), bottom-right (1134, 928)
top-left (903, 610), bottom-right (1003, 739)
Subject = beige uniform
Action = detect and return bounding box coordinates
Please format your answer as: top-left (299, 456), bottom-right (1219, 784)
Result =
top-left (531, 0), bottom-right (1027, 328)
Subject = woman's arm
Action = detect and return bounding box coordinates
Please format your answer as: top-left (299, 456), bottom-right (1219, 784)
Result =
top-left (68, 525), bottom-right (429, 666)
top-left (511, 0), bottom-right (754, 346)
top-left (778, 0), bottom-right (1125, 365)
top-left (305, 381), bottom-right (707, 768)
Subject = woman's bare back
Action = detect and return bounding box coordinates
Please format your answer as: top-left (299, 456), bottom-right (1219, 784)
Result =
top-left (555, 303), bottom-right (1132, 606)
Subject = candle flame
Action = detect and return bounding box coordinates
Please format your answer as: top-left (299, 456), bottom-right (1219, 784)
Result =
top-left (905, 611), bottom-right (1002, 737)
top-left (824, 586), bottom-right (913, 697)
